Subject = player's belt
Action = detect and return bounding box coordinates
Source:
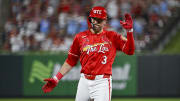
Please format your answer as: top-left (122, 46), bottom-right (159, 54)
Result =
top-left (83, 74), bottom-right (111, 80)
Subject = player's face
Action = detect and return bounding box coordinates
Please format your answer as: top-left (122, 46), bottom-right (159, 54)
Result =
top-left (91, 17), bottom-right (106, 33)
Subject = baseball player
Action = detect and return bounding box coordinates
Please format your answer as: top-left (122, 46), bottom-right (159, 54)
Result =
top-left (42, 6), bottom-right (135, 101)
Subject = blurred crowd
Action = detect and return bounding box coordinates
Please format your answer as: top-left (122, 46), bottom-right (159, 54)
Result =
top-left (2, 0), bottom-right (179, 52)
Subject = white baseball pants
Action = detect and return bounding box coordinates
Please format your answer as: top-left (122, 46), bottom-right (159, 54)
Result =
top-left (75, 74), bottom-right (112, 101)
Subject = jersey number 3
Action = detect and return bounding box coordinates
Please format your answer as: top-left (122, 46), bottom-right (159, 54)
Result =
top-left (101, 56), bottom-right (107, 64)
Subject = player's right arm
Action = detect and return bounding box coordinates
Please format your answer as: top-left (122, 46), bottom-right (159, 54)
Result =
top-left (42, 61), bottom-right (73, 93)
top-left (58, 62), bottom-right (73, 75)
top-left (42, 35), bottom-right (80, 93)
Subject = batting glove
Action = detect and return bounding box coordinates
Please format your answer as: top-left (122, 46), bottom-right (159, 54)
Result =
top-left (42, 72), bottom-right (63, 93)
top-left (120, 13), bottom-right (133, 31)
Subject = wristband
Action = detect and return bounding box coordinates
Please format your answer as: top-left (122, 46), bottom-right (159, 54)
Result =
top-left (127, 28), bottom-right (133, 33)
top-left (53, 72), bottom-right (63, 82)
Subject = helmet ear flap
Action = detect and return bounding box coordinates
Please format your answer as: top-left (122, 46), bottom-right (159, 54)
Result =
top-left (88, 17), bottom-right (92, 23)
top-left (87, 17), bottom-right (93, 28)
top-left (87, 11), bottom-right (93, 28)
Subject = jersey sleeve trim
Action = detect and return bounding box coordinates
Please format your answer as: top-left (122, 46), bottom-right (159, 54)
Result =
top-left (68, 52), bottom-right (79, 57)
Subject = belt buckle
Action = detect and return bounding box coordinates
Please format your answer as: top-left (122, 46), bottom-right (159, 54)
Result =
top-left (85, 74), bottom-right (96, 80)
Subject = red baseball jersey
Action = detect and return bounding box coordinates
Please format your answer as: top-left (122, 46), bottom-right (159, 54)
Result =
top-left (66, 29), bottom-right (134, 75)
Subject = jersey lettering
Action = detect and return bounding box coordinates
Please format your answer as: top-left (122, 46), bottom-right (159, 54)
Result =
top-left (83, 42), bottom-right (109, 54)
top-left (98, 44), bottom-right (109, 53)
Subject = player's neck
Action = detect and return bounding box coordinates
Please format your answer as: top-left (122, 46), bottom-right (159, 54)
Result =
top-left (90, 29), bottom-right (103, 34)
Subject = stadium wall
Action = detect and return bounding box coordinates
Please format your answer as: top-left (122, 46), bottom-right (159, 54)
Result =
top-left (138, 55), bottom-right (180, 97)
top-left (0, 54), bottom-right (179, 97)
top-left (0, 55), bottom-right (23, 97)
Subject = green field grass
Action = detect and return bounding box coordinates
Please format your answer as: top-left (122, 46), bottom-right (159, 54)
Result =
top-left (0, 98), bottom-right (180, 101)
top-left (161, 29), bottom-right (180, 54)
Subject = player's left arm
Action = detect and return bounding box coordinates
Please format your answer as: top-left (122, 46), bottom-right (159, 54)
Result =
top-left (120, 13), bottom-right (135, 55)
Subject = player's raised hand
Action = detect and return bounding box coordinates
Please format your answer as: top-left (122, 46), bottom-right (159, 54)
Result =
top-left (42, 78), bottom-right (58, 93)
top-left (120, 13), bottom-right (133, 30)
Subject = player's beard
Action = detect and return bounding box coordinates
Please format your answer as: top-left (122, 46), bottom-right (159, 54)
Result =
top-left (92, 24), bottom-right (103, 33)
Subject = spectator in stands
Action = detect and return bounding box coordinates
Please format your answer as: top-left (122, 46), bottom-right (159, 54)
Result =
top-left (67, 13), bottom-right (79, 36)
top-left (40, 14), bottom-right (50, 35)
top-left (78, 16), bottom-right (88, 33)
top-left (109, 16), bottom-right (121, 32)
top-left (9, 28), bottom-right (24, 52)
top-left (2, 0), bottom-right (177, 53)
